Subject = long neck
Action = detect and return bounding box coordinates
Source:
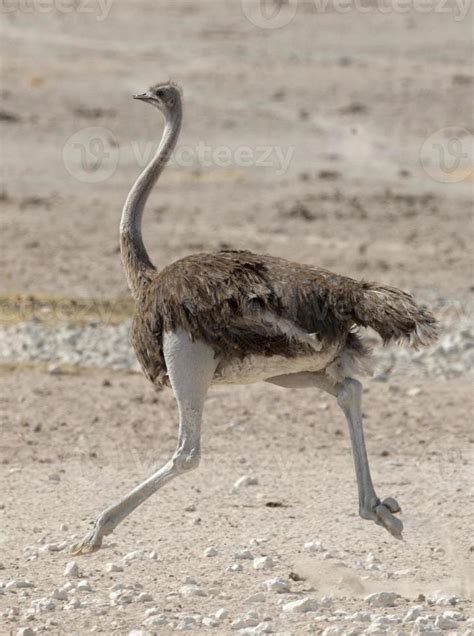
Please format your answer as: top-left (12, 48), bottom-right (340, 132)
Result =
top-left (120, 101), bottom-right (182, 297)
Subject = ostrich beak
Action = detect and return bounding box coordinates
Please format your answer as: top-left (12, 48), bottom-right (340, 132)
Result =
top-left (133, 92), bottom-right (153, 102)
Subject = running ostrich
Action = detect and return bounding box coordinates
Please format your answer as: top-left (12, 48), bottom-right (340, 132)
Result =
top-left (72, 81), bottom-right (437, 555)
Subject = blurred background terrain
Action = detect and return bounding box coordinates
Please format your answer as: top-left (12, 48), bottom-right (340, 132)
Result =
top-left (0, 2), bottom-right (472, 633)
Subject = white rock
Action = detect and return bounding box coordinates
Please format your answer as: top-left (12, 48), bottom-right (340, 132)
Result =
top-left (123, 550), bottom-right (147, 562)
top-left (143, 615), bottom-right (168, 627)
top-left (348, 611), bottom-right (372, 622)
top-left (227, 563), bottom-right (243, 572)
top-left (231, 618), bottom-right (247, 630)
top-left (215, 608), bottom-right (229, 620)
top-left (435, 615), bottom-right (459, 630)
top-left (245, 592), bottom-right (266, 603)
top-left (283, 597), bottom-right (318, 613)
top-left (241, 622), bottom-right (274, 634)
top-left (365, 591), bottom-right (400, 607)
top-left (304, 541), bottom-right (325, 553)
top-left (110, 589), bottom-right (135, 605)
top-left (148, 551), bottom-right (159, 560)
top-left (76, 580), bottom-right (92, 592)
top-left (16, 629), bottom-right (35, 636)
top-left (262, 578), bottom-right (290, 593)
top-left (403, 606), bottom-right (424, 622)
top-left (137, 592), bottom-right (153, 602)
top-left (179, 584), bottom-right (206, 598)
top-left (253, 556), bottom-right (274, 570)
top-left (322, 627), bottom-right (344, 635)
top-left (176, 616), bottom-right (198, 631)
top-left (235, 549), bottom-right (254, 560)
top-left (202, 617), bottom-right (219, 627)
top-left (6, 580), bottom-right (34, 589)
top-left (64, 598), bottom-right (83, 610)
top-left (204, 547), bottom-right (218, 557)
top-left (233, 475), bottom-right (258, 491)
top-left (412, 616), bottom-right (442, 634)
top-left (64, 561), bottom-right (80, 578)
top-left (442, 610), bottom-right (464, 621)
top-left (105, 562), bottom-right (124, 573)
top-left (51, 588), bottom-right (68, 601)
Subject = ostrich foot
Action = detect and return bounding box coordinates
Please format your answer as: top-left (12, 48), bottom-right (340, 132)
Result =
top-left (70, 517), bottom-right (113, 555)
top-left (361, 496), bottom-right (403, 540)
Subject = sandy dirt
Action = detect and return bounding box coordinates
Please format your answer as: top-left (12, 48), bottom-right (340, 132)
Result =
top-left (0, 1), bottom-right (473, 634)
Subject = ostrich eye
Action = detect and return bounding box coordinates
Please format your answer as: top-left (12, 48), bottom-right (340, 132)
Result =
top-left (155, 89), bottom-right (164, 98)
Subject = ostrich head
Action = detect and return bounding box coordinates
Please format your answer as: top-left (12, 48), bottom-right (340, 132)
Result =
top-left (133, 81), bottom-right (182, 116)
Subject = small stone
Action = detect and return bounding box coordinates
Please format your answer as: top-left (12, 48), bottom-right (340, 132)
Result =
top-left (435, 615), bottom-right (459, 630)
top-left (262, 577), bottom-right (290, 593)
top-left (348, 611), bottom-right (372, 622)
top-left (204, 547), bottom-right (218, 557)
top-left (365, 591), bottom-right (400, 607)
top-left (76, 580), bottom-right (92, 592)
top-left (184, 504), bottom-right (196, 512)
top-left (64, 561), bottom-right (80, 578)
top-left (304, 540), bottom-right (325, 553)
top-left (60, 524), bottom-right (68, 532)
top-left (322, 627), bottom-right (344, 636)
top-left (6, 580), bottom-right (34, 589)
top-left (407, 387), bottom-right (421, 397)
top-left (403, 606), bottom-right (423, 622)
top-left (241, 622), bottom-right (274, 634)
top-left (227, 563), bottom-right (243, 572)
top-left (51, 588), bottom-right (68, 601)
top-left (148, 551), bottom-right (159, 560)
top-left (253, 556), bottom-right (273, 570)
top-left (202, 617), bottom-right (219, 627)
top-left (65, 597), bottom-right (82, 610)
top-left (215, 608), bottom-right (229, 620)
top-left (245, 592), bottom-right (266, 603)
top-left (283, 597), bottom-right (318, 613)
top-left (232, 475), bottom-right (258, 491)
top-left (137, 592), bottom-right (153, 602)
top-left (123, 550), bottom-right (147, 562)
top-left (48, 472), bottom-right (61, 482)
top-left (235, 549), bottom-right (254, 560)
top-left (17, 629), bottom-right (35, 636)
top-left (143, 614), bottom-right (168, 627)
top-left (178, 584), bottom-right (206, 598)
top-left (105, 562), bottom-right (124, 573)
top-left (231, 618), bottom-right (247, 630)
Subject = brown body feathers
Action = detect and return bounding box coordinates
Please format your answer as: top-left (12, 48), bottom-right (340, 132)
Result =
top-left (130, 249), bottom-right (438, 386)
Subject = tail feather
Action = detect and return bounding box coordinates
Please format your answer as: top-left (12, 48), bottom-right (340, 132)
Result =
top-left (349, 283), bottom-right (438, 348)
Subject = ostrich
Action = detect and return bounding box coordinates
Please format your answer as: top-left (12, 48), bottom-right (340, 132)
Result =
top-left (71, 81), bottom-right (437, 555)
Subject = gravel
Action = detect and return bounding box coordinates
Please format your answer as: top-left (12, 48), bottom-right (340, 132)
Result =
top-left (1, 312), bottom-right (472, 379)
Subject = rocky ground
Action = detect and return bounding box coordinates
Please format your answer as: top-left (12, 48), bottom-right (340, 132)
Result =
top-left (1, 1), bottom-right (473, 635)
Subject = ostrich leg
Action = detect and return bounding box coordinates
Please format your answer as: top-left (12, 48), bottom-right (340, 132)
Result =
top-left (267, 372), bottom-right (403, 539)
top-left (71, 330), bottom-right (217, 555)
